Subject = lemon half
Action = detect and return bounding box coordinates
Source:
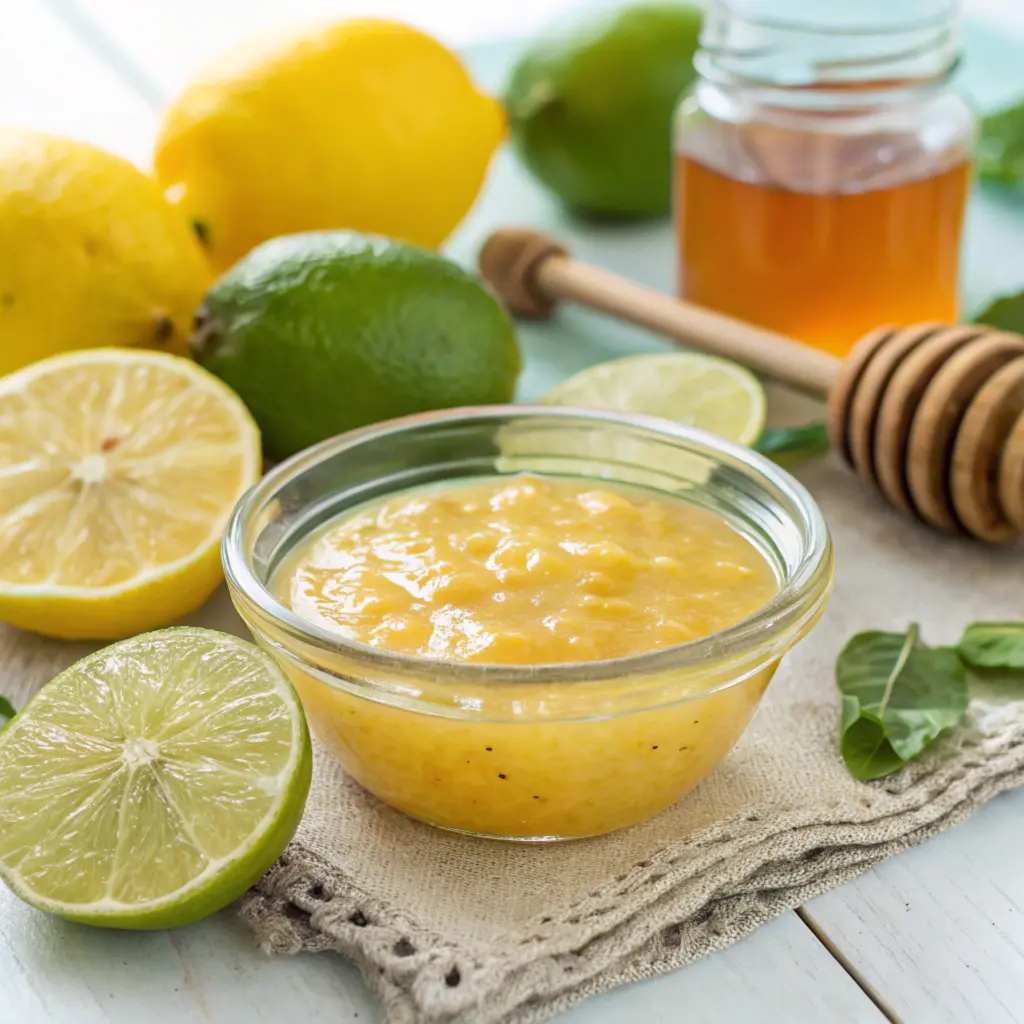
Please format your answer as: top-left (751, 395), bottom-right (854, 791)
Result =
top-left (0, 349), bottom-right (260, 639)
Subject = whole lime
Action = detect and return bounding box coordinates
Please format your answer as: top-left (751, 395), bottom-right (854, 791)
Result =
top-left (505, 2), bottom-right (703, 218)
top-left (191, 232), bottom-right (521, 459)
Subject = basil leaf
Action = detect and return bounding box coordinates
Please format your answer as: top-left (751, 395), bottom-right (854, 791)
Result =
top-left (753, 422), bottom-right (830, 467)
top-left (0, 696), bottom-right (14, 730)
top-left (978, 101), bottom-right (1024, 185)
top-left (959, 622), bottom-right (1024, 670)
top-left (836, 623), bottom-right (968, 781)
top-left (972, 290), bottom-right (1024, 334)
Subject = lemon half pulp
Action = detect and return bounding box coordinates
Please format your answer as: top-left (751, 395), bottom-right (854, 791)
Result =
top-left (0, 348), bottom-right (260, 639)
top-left (0, 628), bottom-right (311, 929)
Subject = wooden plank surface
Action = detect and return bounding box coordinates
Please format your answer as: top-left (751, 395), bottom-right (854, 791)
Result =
top-left (0, 7), bottom-right (890, 1020)
top-left (45, 0), bottom-right (591, 106)
top-left (556, 914), bottom-right (885, 1024)
top-left (54, 0), bottom-right (1024, 110)
top-left (0, 873), bottom-right (884, 1024)
top-left (4, 0), bottom-right (1024, 1022)
top-left (0, 883), bottom-right (382, 1024)
top-left (2, 0), bottom-right (154, 165)
top-left (803, 789), bottom-right (1024, 1024)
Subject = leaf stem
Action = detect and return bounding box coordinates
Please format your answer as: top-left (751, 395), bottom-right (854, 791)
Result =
top-left (877, 622), bottom-right (918, 719)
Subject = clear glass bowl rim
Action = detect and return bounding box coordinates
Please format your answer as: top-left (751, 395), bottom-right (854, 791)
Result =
top-left (223, 404), bottom-right (834, 689)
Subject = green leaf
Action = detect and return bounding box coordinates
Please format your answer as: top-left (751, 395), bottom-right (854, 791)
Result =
top-left (972, 290), bottom-right (1024, 334)
top-left (0, 696), bottom-right (14, 730)
top-left (753, 422), bottom-right (830, 467)
top-left (959, 622), bottom-right (1024, 670)
top-left (978, 101), bottom-right (1024, 185)
top-left (836, 624), bottom-right (968, 781)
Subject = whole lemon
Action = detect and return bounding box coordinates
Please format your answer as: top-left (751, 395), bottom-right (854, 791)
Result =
top-left (0, 130), bottom-right (210, 376)
top-left (154, 20), bottom-right (505, 273)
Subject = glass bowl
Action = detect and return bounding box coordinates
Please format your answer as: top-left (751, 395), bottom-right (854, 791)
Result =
top-left (223, 406), bottom-right (834, 841)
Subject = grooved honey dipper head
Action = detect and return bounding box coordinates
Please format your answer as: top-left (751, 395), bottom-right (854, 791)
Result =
top-left (828, 323), bottom-right (1024, 543)
top-left (480, 225), bottom-right (1024, 544)
top-left (478, 228), bottom-right (567, 318)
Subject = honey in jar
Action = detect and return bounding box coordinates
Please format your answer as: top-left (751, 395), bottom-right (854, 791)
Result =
top-left (674, 0), bottom-right (975, 357)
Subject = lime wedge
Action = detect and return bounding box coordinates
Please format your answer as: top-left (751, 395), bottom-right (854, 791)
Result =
top-left (542, 352), bottom-right (767, 446)
top-left (0, 628), bottom-right (311, 929)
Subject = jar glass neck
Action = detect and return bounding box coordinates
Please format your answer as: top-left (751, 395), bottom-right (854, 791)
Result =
top-left (696, 0), bottom-right (961, 108)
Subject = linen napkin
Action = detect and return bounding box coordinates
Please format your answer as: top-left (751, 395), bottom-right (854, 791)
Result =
top-left (235, 457), bottom-right (1024, 1024)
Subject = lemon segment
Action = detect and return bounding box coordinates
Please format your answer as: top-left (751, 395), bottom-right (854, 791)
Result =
top-left (0, 349), bottom-right (260, 639)
top-left (542, 352), bottom-right (767, 446)
top-left (0, 628), bottom-right (311, 929)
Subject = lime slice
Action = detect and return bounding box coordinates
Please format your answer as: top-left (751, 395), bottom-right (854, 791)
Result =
top-left (0, 628), bottom-right (311, 929)
top-left (542, 353), bottom-right (767, 446)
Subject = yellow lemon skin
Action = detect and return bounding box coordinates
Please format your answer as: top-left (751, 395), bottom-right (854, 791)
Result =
top-left (154, 19), bottom-right (506, 273)
top-left (0, 130), bottom-right (210, 377)
top-left (0, 545), bottom-right (225, 642)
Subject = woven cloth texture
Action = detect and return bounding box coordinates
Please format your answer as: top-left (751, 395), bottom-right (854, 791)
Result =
top-left (235, 460), bottom-right (1024, 1023)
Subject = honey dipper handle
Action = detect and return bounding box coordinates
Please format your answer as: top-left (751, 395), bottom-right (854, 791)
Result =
top-left (480, 228), bottom-right (841, 398)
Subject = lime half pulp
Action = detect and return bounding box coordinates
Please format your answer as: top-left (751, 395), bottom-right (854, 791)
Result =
top-left (542, 352), bottom-right (767, 446)
top-left (0, 628), bottom-right (311, 929)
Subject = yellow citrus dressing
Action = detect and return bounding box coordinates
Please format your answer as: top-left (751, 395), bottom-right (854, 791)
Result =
top-left (273, 474), bottom-right (780, 838)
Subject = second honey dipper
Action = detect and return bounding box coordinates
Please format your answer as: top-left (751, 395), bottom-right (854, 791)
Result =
top-left (479, 227), bottom-right (1024, 545)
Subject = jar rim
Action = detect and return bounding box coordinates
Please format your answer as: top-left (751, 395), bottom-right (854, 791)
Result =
top-left (223, 405), bottom-right (834, 688)
top-left (696, 0), bottom-right (961, 99)
top-left (705, 0), bottom-right (959, 37)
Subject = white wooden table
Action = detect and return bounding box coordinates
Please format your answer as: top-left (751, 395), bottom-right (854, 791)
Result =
top-left (3, 2), bottom-right (1024, 1021)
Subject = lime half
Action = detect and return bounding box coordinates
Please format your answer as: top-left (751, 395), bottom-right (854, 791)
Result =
top-left (0, 628), bottom-right (311, 929)
top-left (542, 352), bottom-right (767, 446)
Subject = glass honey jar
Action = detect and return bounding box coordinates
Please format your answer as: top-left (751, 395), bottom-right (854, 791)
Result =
top-left (673, 0), bottom-right (974, 357)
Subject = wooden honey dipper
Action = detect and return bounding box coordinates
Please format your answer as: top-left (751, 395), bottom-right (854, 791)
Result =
top-left (479, 227), bottom-right (1024, 544)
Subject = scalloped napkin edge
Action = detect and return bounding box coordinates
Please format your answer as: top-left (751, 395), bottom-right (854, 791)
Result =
top-left (238, 461), bottom-right (1024, 1024)
top-left (240, 703), bottom-right (1024, 1024)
